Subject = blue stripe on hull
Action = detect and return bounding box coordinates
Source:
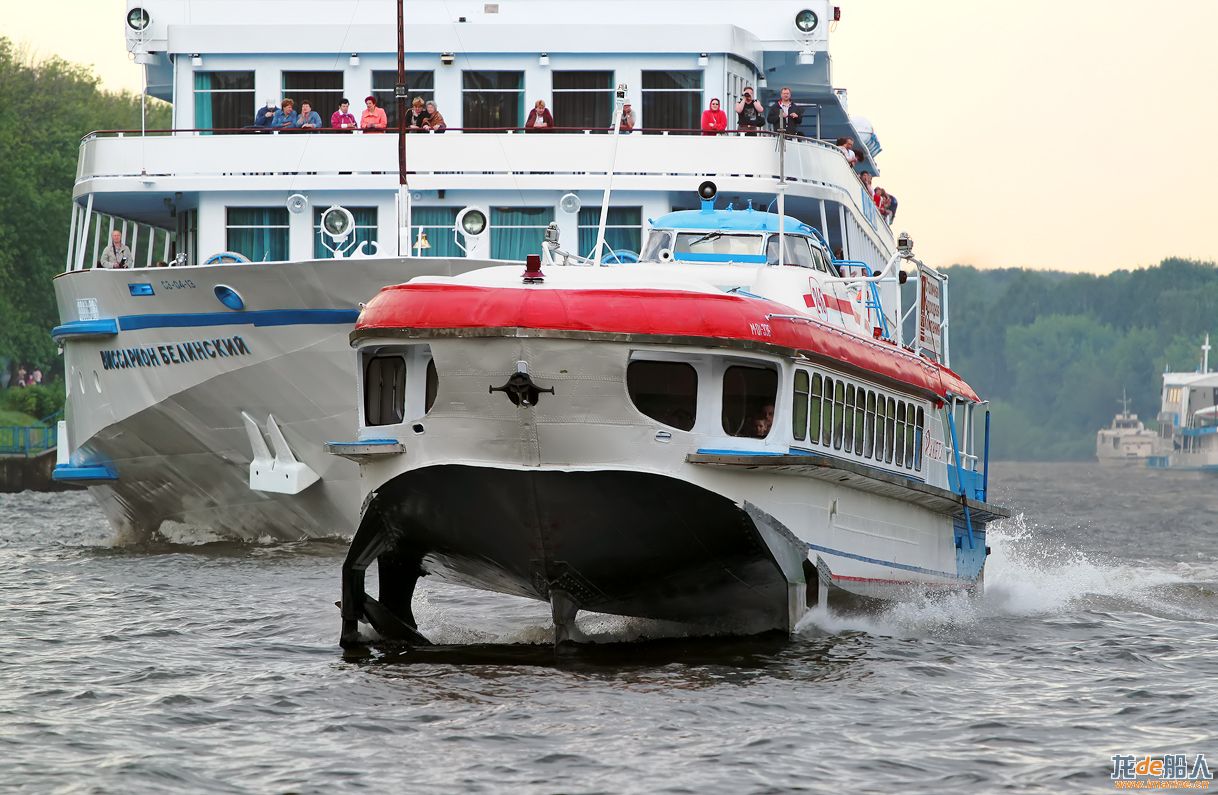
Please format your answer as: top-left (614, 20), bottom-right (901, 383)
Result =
top-left (807, 542), bottom-right (967, 582)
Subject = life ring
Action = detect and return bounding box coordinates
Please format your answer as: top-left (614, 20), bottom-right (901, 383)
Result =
top-left (603, 250), bottom-right (640, 264)
top-left (204, 251), bottom-right (251, 265)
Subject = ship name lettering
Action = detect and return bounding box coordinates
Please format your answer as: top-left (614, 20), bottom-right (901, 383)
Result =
top-left (98, 335), bottom-right (251, 371)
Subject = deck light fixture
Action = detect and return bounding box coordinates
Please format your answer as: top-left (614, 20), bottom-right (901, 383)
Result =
top-left (191, 53), bottom-right (202, 66)
top-left (440, 52), bottom-right (455, 65)
top-left (795, 9), bottom-right (819, 34)
top-left (697, 52), bottom-right (709, 67)
top-left (349, 53), bottom-right (360, 66)
top-left (539, 52), bottom-right (550, 67)
top-left (127, 7), bottom-right (151, 30)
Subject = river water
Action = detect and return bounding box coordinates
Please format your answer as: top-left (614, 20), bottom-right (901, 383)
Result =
top-left (2, 463), bottom-right (1216, 793)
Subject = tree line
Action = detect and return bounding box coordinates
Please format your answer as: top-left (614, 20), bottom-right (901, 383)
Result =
top-left (0, 39), bottom-right (1210, 458)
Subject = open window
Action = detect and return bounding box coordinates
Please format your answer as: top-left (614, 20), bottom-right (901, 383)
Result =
top-left (628, 359), bottom-right (697, 431)
top-left (722, 364), bottom-right (778, 438)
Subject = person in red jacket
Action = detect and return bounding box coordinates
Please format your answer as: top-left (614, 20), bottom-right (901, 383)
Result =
top-left (701, 98), bottom-right (728, 135)
top-left (525, 99), bottom-right (555, 132)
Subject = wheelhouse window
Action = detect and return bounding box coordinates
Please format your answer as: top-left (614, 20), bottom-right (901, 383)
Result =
top-left (364, 355), bottom-right (406, 426)
top-left (225, 207), bottom-right (289, 262)
top-left (372, 70), bottom-right (434, 128)
top-left (675, 233), bottom-right (763, 258)
top-left (193, 71), bottom-right (254, 131)
top-left (578, 207), bottom-right (642, 259)
top-left (627, 360), bottom-right (697, 431)
top-left (282, 71), bottom-right (344, 126)
top-left (491, 207), bottom-right (555, 260)
top-left (722, 364), bottom-right (778, 438)
top-left (462, 71), bottom-right (524, 129)
top-left (553, 70), bottom-right (614, 129)
top-left (313, 207), bottom-right (377, 259)
top-left (641, 70), bottom-right (702, 132)
top-left (411, 207), bottom-right (463, 257)
top-left (765, 235), bottom-right (817, 268)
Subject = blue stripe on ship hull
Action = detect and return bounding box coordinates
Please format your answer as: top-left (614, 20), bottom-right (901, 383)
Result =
top-left (118, 308), bottom-right (359, 331)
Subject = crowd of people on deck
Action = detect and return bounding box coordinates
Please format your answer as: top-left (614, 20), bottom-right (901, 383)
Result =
top-left (252, 96), bottom-right (446, 132)
top-left (834, 137), bottom-right (897, 224)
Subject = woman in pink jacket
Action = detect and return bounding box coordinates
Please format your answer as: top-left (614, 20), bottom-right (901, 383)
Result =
top-left (701, 98), bottom-right (728, 135)
top-left (361, 96), bottom-right (387, 132)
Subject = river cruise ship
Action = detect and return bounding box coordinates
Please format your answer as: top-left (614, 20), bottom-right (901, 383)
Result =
top-left (1150, 336), bottom-right (1218, 472)
top-left (55, 0), bottom-right (908, 541)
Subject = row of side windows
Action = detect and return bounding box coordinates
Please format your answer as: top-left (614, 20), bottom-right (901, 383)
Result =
top-left (792, 369), bottom-right (925, 471)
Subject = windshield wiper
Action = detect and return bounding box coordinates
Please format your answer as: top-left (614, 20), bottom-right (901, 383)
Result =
top-left (686, 232), bottom-right (723, 247)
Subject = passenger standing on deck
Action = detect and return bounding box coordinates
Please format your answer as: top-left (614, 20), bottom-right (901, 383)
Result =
top-left (295, 101), bottom-right (322, 130)
top-left (859, 170), bottom-right (875, 199)
top-left (618, 102), bottom-right (635, 133)
top-left (253, 99), bottom-right (277, 129)
top-left (525, 99), bottom-right (554, 132)
top-left (424, 101), bottom-right (447, 132)
top-left (361, 96), bottom-right (387, 131)
top-left (767, 87), bottom-right (802, 134)
top-left (271, 99), bottom-right (298, 129)
top-left (735, 87), bottom-right (764, 133)
top-left (98, 230), bottom-right (131, 269)
top-left (836, 137), bottom-right (858, 166)
top-left (331, 98), bottom-right (357, 130)
top-left (407, 97), bottom-right (429, 131)
top-left (701, 99), bottom-right (728, 135)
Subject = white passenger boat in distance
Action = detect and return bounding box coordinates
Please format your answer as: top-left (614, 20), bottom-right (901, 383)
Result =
top-left (55, 0), bottom-right (915, 541)
top-left (335, 185), bottom-right (1009, 647)
top-left (1150, 336), bottom-right (1218, 473)
top-left (1095, 391), bottom-right (1164, 466)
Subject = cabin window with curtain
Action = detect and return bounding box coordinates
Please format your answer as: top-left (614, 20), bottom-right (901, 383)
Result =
top-left (627, 360), bottom-right (697, 431)
top-left (372, 70), bottom-right (434, 129)
top-left (462, 71), bottom-right (524, 129)
top-left (578, 207), bottom-right (642, 259)
top-left (364, 355), bottom-right (406, 426)
top-left (552, 70), bottom-right (614, 129)
top-left (193, 71), bottom-right (254, 131)
top-left (641, 70), bottom-right (702, 132)
top-left (491, 207), bottom-right (555, 260)
top-left (313, 207), bottom-right (377, 259)
top-left (792, 369), bottom-right (810, 441)
top-left (225, 207), bottom-right (289, 262)
top-left (281, 72), bottom-right (345, 126)
top-left (411, 207), bottom-right (463, 257)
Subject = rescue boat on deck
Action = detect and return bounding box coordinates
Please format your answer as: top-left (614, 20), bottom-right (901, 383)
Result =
top-left (333, 186), bottom-right (1009, 647)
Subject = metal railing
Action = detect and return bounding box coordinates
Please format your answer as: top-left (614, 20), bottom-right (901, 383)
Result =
top-left (0, 424), bottom-right (58, 457)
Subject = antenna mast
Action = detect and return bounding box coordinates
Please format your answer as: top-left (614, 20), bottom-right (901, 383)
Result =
top-left (396, 0), bottom-right (410, 254)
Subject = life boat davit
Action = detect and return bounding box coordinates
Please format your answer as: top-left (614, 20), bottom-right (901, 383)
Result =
top-left (331, 189), bottom-right (1009, 647)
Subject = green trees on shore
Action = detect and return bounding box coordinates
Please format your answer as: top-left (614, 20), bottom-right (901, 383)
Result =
top-left (0, 38), bottom-right (169, 382)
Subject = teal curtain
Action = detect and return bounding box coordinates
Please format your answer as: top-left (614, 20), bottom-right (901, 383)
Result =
top-left (313, 207), bottom-right (378, 259)
top-left (491, 207), bottom-right (555, 260)
top-left (226, 208), bottom-right (289, 262)
top-left (194, 72), bottom-right (214, 130)
top-left (578, 207), bottom-right (642, 258)
top-left (410, 207), bottom-right (462, 257)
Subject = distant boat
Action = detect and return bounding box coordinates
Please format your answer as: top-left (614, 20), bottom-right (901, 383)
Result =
top-left (1149, 335), bottom-right (1218, 472)
top-left (1095, 390), bottom-right (1163, 465)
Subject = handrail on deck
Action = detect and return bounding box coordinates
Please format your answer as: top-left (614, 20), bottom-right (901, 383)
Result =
top-left (0, 424), bottom-right (58, 457)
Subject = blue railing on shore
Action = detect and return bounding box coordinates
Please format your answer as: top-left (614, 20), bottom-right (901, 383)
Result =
top-left (0, 425), bottom-right (58, 456)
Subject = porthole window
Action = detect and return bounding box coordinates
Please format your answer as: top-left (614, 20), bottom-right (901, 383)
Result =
top-left (722, 364), bottom-right (778, 438)
top-left (628, 360), bottom-right (697, 431)
top-left (364, 355), bottom-right (406, 426)
top-left (793, 369), bottom-right (810, 441)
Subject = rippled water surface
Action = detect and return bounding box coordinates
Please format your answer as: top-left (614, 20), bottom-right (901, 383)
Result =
top-left (3, 463), bottom-right (1216, 793)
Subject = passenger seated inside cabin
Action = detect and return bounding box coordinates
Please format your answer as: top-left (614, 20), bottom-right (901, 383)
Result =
top-left (331, 98), bottom-right (357, 130)
top-left (526, 99), bottom-right (554, 131)
top-left (701, 99), bottom-right (727, 135)
top-left (767, 87), bottom-right (802, 135)
top-left (271, 99), bottom-right (298, 129)
top-left (735, 87), bottom-right (765, 134)
top-left (407, 97), bottom-right (429, 131)
top-left (835, 137), bottom-right (858, 166)
top-left (424, 101), bottom-right (447, 132)
top-left (722, 365), bottom-right (778, 438)
top-left (361, 96), bottom-right (387, 131)
top-left (295, 101), bottom-right (322, 130)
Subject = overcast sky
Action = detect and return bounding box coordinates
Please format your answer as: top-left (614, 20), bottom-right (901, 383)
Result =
top-left (9, 0), bottom-right (1217, 273)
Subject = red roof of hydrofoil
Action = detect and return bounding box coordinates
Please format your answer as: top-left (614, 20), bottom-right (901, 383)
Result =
top-left (356, 283), bottom-right (980, 402)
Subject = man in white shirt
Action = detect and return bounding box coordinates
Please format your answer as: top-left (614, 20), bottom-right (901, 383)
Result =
top-left (98, 230), bottom-right (132, 269)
